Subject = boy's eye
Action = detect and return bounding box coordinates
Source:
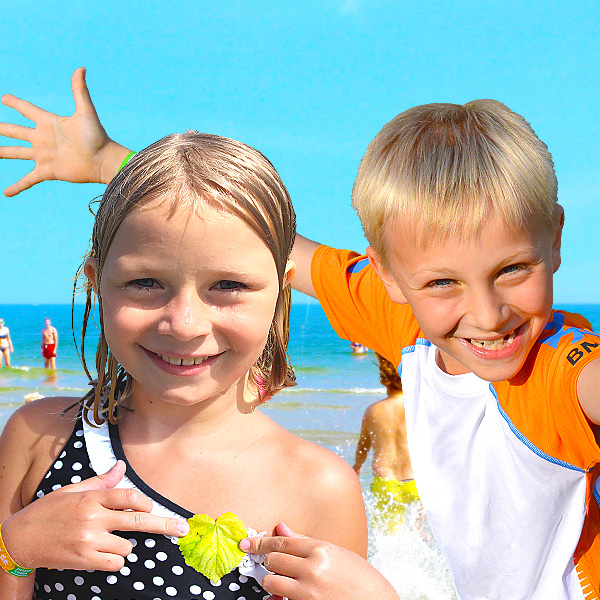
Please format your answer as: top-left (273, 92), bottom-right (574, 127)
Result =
top-left (499, 264), bottom-right (526, 276)
top-left (128, 278), bottom-right (157, 289)
top-left (428, 278), bottom-right (454, 288)
top-left (214, 280), bottom-right (247, 291)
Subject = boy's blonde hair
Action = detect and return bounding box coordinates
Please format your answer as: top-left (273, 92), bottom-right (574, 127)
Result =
top-left (352, 100), bottom-right (559, 260)
top-left (77, 131), bottom-right (296, 425)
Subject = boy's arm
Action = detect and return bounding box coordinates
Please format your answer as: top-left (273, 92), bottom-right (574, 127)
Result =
top-left (353, 410), bottom-right (372, 475)
top-left (289, 234), bottom-right (320, 298)
top-left (577, 357), bottom-right (600, 424)
top-left (0, 67), bottom-right (129, 196)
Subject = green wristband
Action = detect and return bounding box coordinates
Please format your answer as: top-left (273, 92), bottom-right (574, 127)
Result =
top-left (118, 150), bottom-right (137, 172)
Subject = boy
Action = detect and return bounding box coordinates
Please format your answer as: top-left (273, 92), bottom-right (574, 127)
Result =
top-left (353, 352), bottom-right (419, 534)
top-left (2, 70), bottom-right (600, 599)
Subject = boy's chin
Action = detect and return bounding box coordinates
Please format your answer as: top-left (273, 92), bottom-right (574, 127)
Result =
top-left (437, 349), bottom-right (525, 382)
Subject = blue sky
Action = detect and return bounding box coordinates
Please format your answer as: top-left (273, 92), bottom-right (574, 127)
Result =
top-left (1, 0), bottom-right (598, 304)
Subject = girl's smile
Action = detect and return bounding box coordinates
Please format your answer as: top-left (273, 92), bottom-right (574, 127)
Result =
top-left (85, 198), bottom-right (292, 410)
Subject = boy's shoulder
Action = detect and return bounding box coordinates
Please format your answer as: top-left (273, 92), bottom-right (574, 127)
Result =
top-left (531, 310), bottom-right (599, 373)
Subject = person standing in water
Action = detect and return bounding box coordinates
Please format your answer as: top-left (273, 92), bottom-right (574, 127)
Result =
top-left (0, 319), bottom-right (14, 368)
top-left (354, 353), bottom-right (419, 533)
top-left (40, 317), bottom-right (58, 369)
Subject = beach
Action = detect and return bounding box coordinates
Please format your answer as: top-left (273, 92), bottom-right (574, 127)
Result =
top-left (1, 302), bottom-right (598, 598)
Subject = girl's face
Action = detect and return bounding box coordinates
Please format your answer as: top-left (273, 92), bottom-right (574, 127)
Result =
top-left (85, 198), bottom-right (293, 409)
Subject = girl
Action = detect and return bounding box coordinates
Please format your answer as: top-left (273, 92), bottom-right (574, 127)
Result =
top-left (0, 131), bottom-right (369, 599)
top-left (0, 319), bottom-right (14, 367)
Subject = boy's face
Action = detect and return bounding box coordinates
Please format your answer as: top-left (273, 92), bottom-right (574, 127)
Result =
top-left (368, 210), bottom-right (563, 382)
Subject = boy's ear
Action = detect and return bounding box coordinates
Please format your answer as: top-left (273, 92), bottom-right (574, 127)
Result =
top-left (551, 205), bottom-right (565, 274)
top-left (283, 260), bottom-right (296, 287)
top-left (84, 257), bottom-right (100, 294)
top-left (366, 247), bottom-right (408, 305)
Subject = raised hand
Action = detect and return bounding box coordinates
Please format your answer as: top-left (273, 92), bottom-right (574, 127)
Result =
top-left (0, 67), bottom-right (130, 196)
top-left (0, 461), bottom-right (189, 572)
top-left (240, 523), bottom-right (400, 600)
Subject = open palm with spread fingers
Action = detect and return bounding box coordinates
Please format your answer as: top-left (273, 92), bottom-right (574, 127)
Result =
top-left (0, 67), bottom-right (129, 196)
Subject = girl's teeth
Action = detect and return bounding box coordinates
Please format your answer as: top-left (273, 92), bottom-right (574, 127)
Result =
top-left (158, 354), bottom-right (206, 366)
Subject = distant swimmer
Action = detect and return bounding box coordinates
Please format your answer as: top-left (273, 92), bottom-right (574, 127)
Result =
top-left (350, 341), bottom-right (369, 354)
top-left (41, 317), bottom-right (58, 369)
top-left (354, 352), bottom-right (420, 533)
top-left (0, 318), bottom-right (14, 368)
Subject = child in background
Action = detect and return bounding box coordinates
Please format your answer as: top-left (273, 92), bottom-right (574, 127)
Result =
top-left (4, 69), bottom-right (600, 599)
top-left (0, 130), bottom-right (382, 600)
top-left (354, 353), bottom-right (419, 534)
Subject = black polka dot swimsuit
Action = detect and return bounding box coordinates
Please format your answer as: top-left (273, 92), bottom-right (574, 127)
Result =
top-left (33, 407), bottom-right (269, 600)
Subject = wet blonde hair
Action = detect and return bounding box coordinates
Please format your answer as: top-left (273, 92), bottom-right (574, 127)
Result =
top-left (374, 352), bottom-right (402, 396)
top-left (352, 100), bottom-right (559, 262)
top-left (77, 131), bottom-right (296, 425)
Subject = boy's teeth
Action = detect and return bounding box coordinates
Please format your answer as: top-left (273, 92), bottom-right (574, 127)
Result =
top-left (158, 354), bottom-right (206, 366)
top-left (469, 331), bottom-right (516, 350)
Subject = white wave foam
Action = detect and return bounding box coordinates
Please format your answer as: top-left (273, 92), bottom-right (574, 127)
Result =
top-left (365, 493), bottom-right (457, 599)
top-left (281, 386), bottom-right (384, 395)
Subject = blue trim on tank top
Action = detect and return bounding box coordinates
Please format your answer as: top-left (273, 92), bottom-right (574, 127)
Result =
top-left (346, 258), bottom-right (369, 273)
top-left (400, 340), bottom-right (584, 472)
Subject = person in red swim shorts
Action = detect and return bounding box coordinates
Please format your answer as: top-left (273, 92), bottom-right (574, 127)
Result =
top-left (41, 318), bottom-right (58, 369)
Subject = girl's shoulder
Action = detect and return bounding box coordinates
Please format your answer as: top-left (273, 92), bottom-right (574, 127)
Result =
top-left (264, 418), bottom-right (359, 495)
top-left (4, 396), bottom-right (79, 439)
top-left (258, 418), bottom-right (367, 551)
top-left (1, 396), bottom-right (81, 502)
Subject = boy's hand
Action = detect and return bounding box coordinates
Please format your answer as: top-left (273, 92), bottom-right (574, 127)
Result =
top-left (0, 67), bottom-right (130, 196)
top-left (240, 523), bottom-right (399, 600)
top-left (1, 461), bottom-right (189, 572)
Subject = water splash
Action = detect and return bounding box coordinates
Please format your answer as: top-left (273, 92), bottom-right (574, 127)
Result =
top-left (365, 491), bottom-right (458, 600)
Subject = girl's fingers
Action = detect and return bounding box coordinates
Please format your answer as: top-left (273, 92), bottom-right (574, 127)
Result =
top-left (71, 67), bottom-right (98, 116)
top-left (61, 459), bottom-right (126, 493)
top-left (0, 94), bottom-right (48, 122)
top-left (4, 171), bottom-right (39, 197)
top-left (261, 572), bottom-right (301, 600)
top-left (0, 122), bottom-right (34, 142)
top-left (274, 522), bottom-right (307, 538)
top-left (0, 145), bottom-right (33, 160)
top-left (241, 535), bottom-right (312, 558)
top-left (264, 551), bottom-right (305, 579)
top-left (111, 509), bottom-right (189, 538)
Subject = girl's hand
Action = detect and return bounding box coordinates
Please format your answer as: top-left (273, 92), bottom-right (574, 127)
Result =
top-left (0, 67), bottom-right (130, 196)
top-left (1, 461), bottom-right (189, 572)
top-left (240, 523), bottom-right (399, 600)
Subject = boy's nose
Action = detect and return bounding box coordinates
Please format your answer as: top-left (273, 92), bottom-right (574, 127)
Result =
top-left (158, 290), bottom-right (212, 340)
top-left (467, 287), bottom-right (510, 332)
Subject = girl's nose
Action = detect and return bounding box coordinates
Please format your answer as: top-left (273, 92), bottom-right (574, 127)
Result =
top-left (158, 290), bottom-right (212, 340)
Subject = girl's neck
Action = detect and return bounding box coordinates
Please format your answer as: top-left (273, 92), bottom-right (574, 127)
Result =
top-left (117, 379), bottom-right (260, 442)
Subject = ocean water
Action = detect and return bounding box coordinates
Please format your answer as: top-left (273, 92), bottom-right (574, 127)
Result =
top-left (1, 302), bottom-right (599, 599)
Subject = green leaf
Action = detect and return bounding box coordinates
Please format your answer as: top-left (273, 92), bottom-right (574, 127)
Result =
top-left (178, 512), bottom-right (248, 583)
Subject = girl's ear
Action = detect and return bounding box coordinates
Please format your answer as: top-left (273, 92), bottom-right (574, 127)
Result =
top-left (84, 258), bottom-right (100, 294)
top-left (366, 247), bottom-right (408, 305)
top-left (283, 260), bottom-right (296, 287)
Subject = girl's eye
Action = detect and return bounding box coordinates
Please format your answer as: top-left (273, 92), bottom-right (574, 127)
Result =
top-left (215, 280), bottom-right (247, 291)
top-left (128, 278), bottom-right (157, 289)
